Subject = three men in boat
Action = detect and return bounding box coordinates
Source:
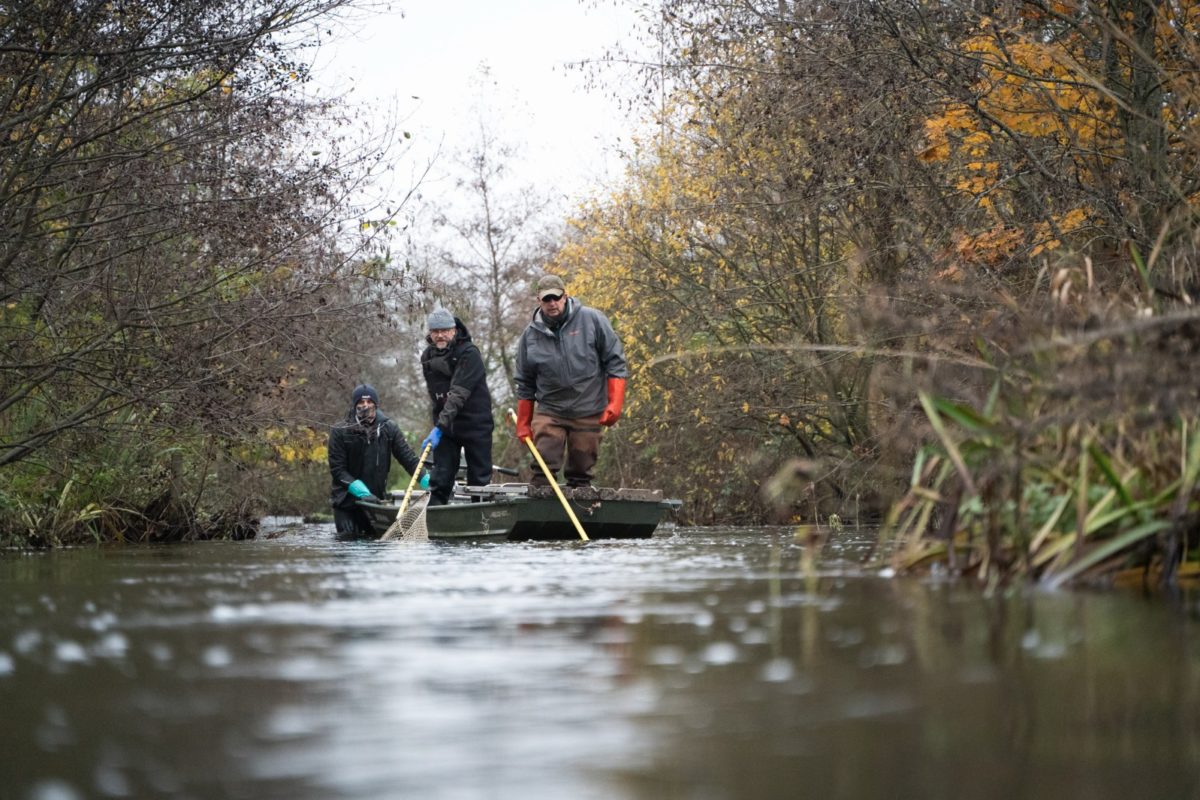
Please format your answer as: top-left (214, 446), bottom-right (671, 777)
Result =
top-left (328, 273), bottom-right (626, 518)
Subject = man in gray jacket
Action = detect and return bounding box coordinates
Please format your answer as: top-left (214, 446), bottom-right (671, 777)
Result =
top-left (514, 274), bottom-right (628, 489)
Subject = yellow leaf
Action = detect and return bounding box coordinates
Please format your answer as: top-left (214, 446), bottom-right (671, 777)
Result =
top-left (917, 142), bottom-right (950, 162)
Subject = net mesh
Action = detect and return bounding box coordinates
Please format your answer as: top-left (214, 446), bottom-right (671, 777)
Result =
top-left (379, 491), bottom-right (430, 542)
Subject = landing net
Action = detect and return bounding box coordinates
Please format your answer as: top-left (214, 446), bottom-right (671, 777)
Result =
top-left (379, 491), bottom-right (430, 542)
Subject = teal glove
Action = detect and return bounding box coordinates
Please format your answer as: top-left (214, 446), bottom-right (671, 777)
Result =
top-left (347, 479), bottom-right (372, 499)
top-left (421, 426), bottom-right (442, 451)
top-left (419, 473), bottom-right (430, 490)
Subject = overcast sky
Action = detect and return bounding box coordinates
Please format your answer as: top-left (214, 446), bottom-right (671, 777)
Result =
top-left (310, 0), bottom-right (652, 217)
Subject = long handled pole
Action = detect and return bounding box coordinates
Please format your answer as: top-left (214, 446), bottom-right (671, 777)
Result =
top-left (380, 442), bottom-right (432, 542)
top-left (509, 409), bottom-right (588, 542)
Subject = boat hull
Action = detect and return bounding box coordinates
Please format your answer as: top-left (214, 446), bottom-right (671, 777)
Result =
top-left (356, 487), bottom-right (675, 541)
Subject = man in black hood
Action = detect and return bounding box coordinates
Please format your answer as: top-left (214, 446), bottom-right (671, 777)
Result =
top-left (420, 308), bottom-right (495, 505)
top-left (327, 383), bottom-right (423, 535)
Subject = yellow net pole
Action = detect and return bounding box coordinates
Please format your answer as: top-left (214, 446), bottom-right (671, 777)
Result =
top-left (509, 410), bottom-right (588, 542)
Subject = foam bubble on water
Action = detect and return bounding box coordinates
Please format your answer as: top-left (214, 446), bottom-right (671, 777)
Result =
top-left (53, 641), bottom-right (88, 665)
top-left (202, 645), bottom-right (233, 668)
top-left (760, 657), bottom-right (795, 682)
top-left (93, 633), bottom-right (128, 660)
top-left (14, 629), bottom-right (42, 654)
top-left (211, 604), bottom-right (238, 622)
top-left (701, 641), bottom-right (739, 665)
top-left (93, 761), bottom-right (132, 798)
top-left (147, 642), bottom-right (173, 665)
top-left (85, 611), bottom-right (117, 632)
top-left (210, 604), bottom-right (264, 622)
top-left (277, 654), bottom-right (331, 681)
top-left (646, 645), bottom-right (685, 666)
top-left (739, 627), bottom-right (769, 645)
top-left (28, 778), bottom-right (83, 800)
top-left (259, 706), bottom-right (319, 741)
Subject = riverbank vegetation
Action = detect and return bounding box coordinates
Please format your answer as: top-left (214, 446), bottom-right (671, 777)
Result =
top-left (7, 0), bottom-right (1200, 591)
top-left (0, 0), bottom-right (412, 545)
top-left (548, 0), bottom-right (1200, 586)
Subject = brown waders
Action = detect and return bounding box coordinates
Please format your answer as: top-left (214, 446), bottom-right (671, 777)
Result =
top-left (530, 412), bottom-right (603, 487)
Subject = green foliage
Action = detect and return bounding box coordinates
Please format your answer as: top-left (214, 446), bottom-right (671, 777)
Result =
top-left (560, 0), bottom-right (1200, 558)
top-left (880, 387), bottom-right (1200, 588)
top-left (0, 0), bottom-right (405, 545)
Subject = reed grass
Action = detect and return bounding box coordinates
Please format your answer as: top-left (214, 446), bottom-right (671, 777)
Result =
top-left (877, 396), bottom-right (1198, 588)
top-left (0, 411), bottom-right (320, 546)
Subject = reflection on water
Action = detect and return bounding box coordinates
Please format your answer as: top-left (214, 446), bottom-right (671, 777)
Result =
top-left (1, 524), bottom-right (1199, 799)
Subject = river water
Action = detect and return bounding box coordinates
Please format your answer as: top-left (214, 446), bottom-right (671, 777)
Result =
top-left (1, 522), bottom-right (1198, 799)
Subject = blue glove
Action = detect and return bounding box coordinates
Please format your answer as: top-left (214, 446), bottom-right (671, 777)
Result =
top-left (419, 473), bottom-right (430, 490)
top-left (421, 426), bottom-right (442, 451)
top-left (347, 479), bottom-right (372, 499)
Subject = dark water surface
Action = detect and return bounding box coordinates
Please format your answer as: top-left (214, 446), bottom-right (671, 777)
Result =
top-left (2, 523), bottom-right (1199, 799)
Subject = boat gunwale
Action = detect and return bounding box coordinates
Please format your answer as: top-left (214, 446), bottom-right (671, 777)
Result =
top-left (355, 490), bottom-right (677, 541)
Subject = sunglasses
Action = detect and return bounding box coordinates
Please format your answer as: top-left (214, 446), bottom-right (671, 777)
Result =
top-left (539, 293), bottom-right (564, 302)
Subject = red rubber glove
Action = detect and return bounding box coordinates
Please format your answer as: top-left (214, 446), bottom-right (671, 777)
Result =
top-left (598, 377), bottom-right (626, 426)
top-left (516, 398), bottom-right (535, 440)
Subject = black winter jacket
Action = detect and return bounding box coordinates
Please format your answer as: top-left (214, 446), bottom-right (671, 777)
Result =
top-left (327, 409), bottom-right (421, 510)
top-left (420, 318), bottom-right (494, 441)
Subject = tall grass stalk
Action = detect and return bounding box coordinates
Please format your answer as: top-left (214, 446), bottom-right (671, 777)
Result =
top-left (877, 397), bottom-right (1200, 588)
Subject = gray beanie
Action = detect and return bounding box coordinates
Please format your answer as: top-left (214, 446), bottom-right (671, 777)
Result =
top-left (426, 308), bottom-right (455, 330)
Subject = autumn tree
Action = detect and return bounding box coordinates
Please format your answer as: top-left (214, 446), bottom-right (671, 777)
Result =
top-left (0, 0), bottom-right (414, 541)
top-left (560, 0), bottom-right (1200, 578)
top-left (858, 1), bottom-right (1200, 584)
top-left (397, 82), bottom-right (559, 465)
top-left (894, 1), bottom-right (1200, 282)
top-left (555, 0), bottom-right (957, 521)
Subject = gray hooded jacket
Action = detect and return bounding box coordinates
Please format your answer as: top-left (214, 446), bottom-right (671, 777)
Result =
top-left (514, 297), bottom-right (628, 419)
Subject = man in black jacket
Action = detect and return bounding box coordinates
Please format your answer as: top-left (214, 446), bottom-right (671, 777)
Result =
top-left (420, 308), bottom-right (495, 505)
top-left (328, 383), bottom-right (423, 535)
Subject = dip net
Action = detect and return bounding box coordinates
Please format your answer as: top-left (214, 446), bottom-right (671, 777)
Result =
top-left (379, 491), bottom-right (430, 542)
